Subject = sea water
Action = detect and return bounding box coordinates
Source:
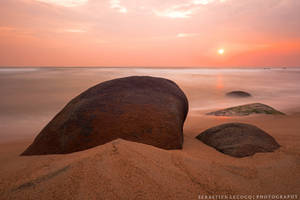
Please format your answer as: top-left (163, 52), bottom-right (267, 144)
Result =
top-left (1, 67), bottom-right (300, 141)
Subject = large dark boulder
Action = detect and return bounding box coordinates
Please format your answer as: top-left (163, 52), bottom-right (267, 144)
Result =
top-left (22, 76), bottom-right (189, 155)
top-left (226, 91), bottom-right (251, 98)
top-left (196, 123), bottom-right (280, 157)
top-left (207, 103), bottom-right (285, 116)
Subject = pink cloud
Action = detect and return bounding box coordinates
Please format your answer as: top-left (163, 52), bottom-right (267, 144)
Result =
top-left (0, 0), bottom-right (299, 66)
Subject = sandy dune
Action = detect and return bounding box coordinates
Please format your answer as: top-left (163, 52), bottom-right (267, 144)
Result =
top-left (1, 112), bottom-right (300, 200)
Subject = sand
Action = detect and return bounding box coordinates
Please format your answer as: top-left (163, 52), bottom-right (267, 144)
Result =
top-left (1, 67), bottom-right (300, 199)
top-left (1, 111), bottom-right (300, 200)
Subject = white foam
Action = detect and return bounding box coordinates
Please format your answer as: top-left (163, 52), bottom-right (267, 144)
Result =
top-left (0, 68), bottom-right (39, 73)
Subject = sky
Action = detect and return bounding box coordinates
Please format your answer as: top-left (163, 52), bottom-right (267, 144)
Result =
top-left (0, 0), bottom-right (299, 67)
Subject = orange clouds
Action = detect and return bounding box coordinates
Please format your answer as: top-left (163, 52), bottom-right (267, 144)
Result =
top-left (0, 0), bottom-right (299, 67)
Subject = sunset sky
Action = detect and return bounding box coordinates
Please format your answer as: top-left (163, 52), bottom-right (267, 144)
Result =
top-left (0, 0), bottom-right (299, 67)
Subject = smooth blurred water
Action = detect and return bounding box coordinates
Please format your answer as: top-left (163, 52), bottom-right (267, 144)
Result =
top-left (1, 67), bottom-right (300, 142)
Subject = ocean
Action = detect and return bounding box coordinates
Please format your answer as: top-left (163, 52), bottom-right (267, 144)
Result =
top-left (1, 67), bottom-right (300, 142)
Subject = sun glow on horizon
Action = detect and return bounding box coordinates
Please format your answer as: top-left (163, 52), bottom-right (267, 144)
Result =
top-left (218, 49), bottom-right (225, 55)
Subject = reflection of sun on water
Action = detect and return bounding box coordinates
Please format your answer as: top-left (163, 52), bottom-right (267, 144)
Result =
top-left (218, 49), bottom-right (225, 55)
top-left (216, 74), bottom-right (224, 89)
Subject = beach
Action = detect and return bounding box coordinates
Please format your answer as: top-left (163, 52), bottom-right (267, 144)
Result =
top-left (1, 67), bottom-right (300, 199)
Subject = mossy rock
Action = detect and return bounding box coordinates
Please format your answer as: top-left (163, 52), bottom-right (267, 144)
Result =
top-left (207, 103), bottom-right (285, 116)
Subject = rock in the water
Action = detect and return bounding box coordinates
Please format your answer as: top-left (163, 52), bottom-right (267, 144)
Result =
top-left (207, 103), bottom-right (285, 116)
top-left (196, 123), bottom-right (280, 157)
top-left (22, 76), bottom-right (189, 155)
top-left (226, 91), bottom-right (251, 98)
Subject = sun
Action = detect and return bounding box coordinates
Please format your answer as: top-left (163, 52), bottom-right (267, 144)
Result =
top-left (218, 49), bottom-right (225, 55)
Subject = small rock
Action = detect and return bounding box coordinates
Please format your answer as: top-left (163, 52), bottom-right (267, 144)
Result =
top-left (196, 123), bottom-right (280, 157)
top-left (226, 91), bottom-right (251, 98)
top-left (207, 103), bottom-right (285, 116)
